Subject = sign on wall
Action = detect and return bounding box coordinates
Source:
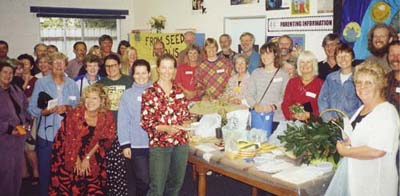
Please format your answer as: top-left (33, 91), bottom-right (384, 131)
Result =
top-left (267, 15), bottom-right (333, 32)
top-left (129, 32), bottom-right (186, 65)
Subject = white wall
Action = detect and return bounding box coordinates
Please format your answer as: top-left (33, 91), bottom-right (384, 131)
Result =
top-left (0, 0), bottom-right (332, 60)
top-left (0, 0), bottom-right (135, 58)
top-left (131, 0), bottom-right (333, 60)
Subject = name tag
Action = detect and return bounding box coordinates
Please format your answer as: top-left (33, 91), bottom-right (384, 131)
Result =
top-left (216, 69), bottom-right (225, 74)
top-left (69, 96), bottom-right (77, 101)
top-left (396, 87), bottom-right (400, 93)
top-left (137, 96), bottom-right (142, 102)
top-left (185, 71), bottom-right (193, 75)
top-left (305, 91), bottom-right (316, 98)
top-left (176, 93), bottom-right (184, 99)
top-left (273, 77), bottom-right (283, 83)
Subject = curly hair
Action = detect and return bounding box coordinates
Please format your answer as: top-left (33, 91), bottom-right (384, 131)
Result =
top-left (80, 83), bottom-right (110, 113)
top-left (354, 62), bottom-right (387, 98)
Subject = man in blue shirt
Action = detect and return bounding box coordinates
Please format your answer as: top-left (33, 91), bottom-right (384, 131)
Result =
top-left (240, 32), bottom-right (260, 73)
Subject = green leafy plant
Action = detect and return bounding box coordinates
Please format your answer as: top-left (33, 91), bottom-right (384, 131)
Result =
top-left (277, 117), bottom-right (342, 165)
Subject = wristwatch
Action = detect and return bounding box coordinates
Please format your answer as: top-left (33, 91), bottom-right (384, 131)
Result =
top-left (85, 155), bottom-right (90, 160)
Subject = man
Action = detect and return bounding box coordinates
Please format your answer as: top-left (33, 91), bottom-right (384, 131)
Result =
top-left (240, 32), bottom-right (259, 73)
top-left (0, 40), bottom-right (10, 61)
top-left (66, 41), bottom-right (87, 79)
top-left (217, 34), bottom-right (237, 63)
top-left (318, 33), bottom-right (341, 80)
top-left (386, 40), bottom-right (400, 113)
top-left (177, 31), bottom-right (198, 65)
top-left (365, 23), bottom-right (398, 73)
top-left (47, 45), bottom-right (58, 56)
top-left (32, 43), bottom-right (48, 74)
top-left (278, 35), bottom-right (293, 63)
top-left (150, 39), bottom-right (165, 82)
top-left (96, 34), bottom-right (118, 77)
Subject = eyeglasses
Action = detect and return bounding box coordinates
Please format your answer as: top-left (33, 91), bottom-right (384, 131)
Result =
top-left (354, 80), bottom-right (375, 88)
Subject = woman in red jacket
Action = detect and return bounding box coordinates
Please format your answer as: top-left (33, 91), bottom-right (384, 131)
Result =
top-left (49, 83), bottom-right (116, 195)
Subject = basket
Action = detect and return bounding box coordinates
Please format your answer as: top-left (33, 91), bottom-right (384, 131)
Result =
top-left (319, 108), bottom-right (349, 137)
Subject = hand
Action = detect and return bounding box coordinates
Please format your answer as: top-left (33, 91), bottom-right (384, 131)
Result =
top-left (74, 157), bottom-right (82, 175)
top-left (228, 97), bottom-right (242, 105)
top-left (254, 104), bottom-right (274, 113)
top-left (55, 105), bottom-right (68, 115)
top-left (336, 139), bottom-right (351, 156)
top-left (293, 112), bottom-right (310, 121)
top-left (183, 89), bottom-right (196, 100)
top-left (123, 148), bottom-right (131, 159)
top-left (79, 158), bottom-right (91, 176)
top-left (41, 107), bottom-right (57, 116)
top-left (167, 126), bottom-right (180, 135)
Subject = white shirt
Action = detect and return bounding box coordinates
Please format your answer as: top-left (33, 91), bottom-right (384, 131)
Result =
top-left (347, 102), bottom-right (399, 196)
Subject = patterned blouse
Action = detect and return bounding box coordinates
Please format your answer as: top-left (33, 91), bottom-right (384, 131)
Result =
top-left (194, 57), bottom-right (233, 99)
top-left (140, 82), bottom-right (190, 147)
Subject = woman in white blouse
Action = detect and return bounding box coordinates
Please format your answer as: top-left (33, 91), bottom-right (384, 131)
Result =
top-left (325, 62), bottom-right (399, 196)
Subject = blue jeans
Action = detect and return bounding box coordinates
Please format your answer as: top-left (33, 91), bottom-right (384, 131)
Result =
top-left (147, 145), bottom-right (189, 196)
top-left (37, 137), bottom-right (53, 196)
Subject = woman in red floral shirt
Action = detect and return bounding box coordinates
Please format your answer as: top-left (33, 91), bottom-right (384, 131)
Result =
top-left (49, 84), bottom-right (116, 195)
top-left (141, 54), bottom-right (191, 196)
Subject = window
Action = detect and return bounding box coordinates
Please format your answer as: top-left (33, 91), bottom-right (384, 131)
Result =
top-left (39, 18), bottom-right (120, 59)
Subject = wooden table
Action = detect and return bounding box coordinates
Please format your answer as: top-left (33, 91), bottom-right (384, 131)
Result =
top-left (188, 146), bottom-right (333, 196)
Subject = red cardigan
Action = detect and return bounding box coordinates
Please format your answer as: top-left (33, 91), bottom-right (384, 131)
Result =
top-left (281, 76), bottom-right (323, 120)
top-left (52, 105), bottom-right (116, 174)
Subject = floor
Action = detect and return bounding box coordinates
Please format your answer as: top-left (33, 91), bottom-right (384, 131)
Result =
top-left (21, 164), bottom-right (274, 196)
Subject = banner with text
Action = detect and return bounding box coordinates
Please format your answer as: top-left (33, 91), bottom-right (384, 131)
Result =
top-left (267, 15), bottom-right (333, 32)
top-left (129, 32), bottom-right (186, 65)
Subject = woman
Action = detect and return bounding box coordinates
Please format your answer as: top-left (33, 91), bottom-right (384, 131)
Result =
top-left (28, 52), bottom-right (80, 196)
top-left (117, 40), bottom-right (130, 56)
top-left (246, 42), bottom-right (289, 122)
top-left (318, 44), bottom-right (361, 121)
top-left (0, 62), bottom-right (29, 196)
top-left (34, 55), bottom-right (51, 79)
top-left (141, 54), bottom-right (191, 196)
top-left (88, 45), bottom-right (101, 58)
top-left (281, 51), bottom-right (323, 121)
top-left (282, 56), bottom-right (297, 78)
top-left (194, 38), bottom-right (233, 100)
top-left (325, 63), bottom-right (399, 196)
top-left (121, 46), bottom-right (138, 76)
top-left (175, 44), bottom-right (201, 101)
top-left (118, 59), bottom-right (152, 196)
top-left (74, 54), bottom-right (102, 95)
top-left (18, 53), bottom-right (40, 185)
top-left (224, 54), bottom-right (251, 105)
top-left (49, 84), bottom-right (116, 195)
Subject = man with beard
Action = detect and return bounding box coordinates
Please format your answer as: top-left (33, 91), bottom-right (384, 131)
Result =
top-left (386, 40), bottom-right (400, 112)
top-left (217, 34), bottom-right (237, 63)
top-left (240, 32), bottom-right (259, 73)
top-left (317, 33), bottom-right (341, 80)
top-left (66, 41), bottom-right (87, 79)
top-left (278, 35), bottom-right (293, 63)
top-left (365, 23), bottom-right (398, 74)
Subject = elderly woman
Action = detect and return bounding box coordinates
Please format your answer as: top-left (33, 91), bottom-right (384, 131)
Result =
top-left (75, 54), bottom-right (102, 95)
top-left (246, 42), bottom-right (289, 123)
top-left (194, 38), bottom-right (233, 100)
top-left (49, 84), bottom-right (116, 195)
top-left (175, 44), bottom-right (201, 101)
top-left (28, 52), bottom-right (80, 196)
top-left (121, 46), bottom-right (138, 76)
top-left (325, 63), bottom-right (399, 196)
top-left (141, 54), bottom-right (191, 196)
top-left (0, 62), bottom-right (29, 196)
top-left (281, 51), bottom-right (324, 121)
top-left (223, 54), bottom-right (251, 105)
top-left (318, 44), bottom-right (362, 121)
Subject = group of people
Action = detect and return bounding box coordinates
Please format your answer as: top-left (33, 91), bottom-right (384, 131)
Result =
top-left (0, 22), bottom-right (399, 196)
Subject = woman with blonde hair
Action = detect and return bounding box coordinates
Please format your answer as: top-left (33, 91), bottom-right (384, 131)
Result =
top-left (49, 83), bottom-right (117, 195)
top-left (325, 62), bottom-right (399, 196)
top-left (281, 50), bottom-right (323, 121)
top-left (121, 46), bottom-right (138, 76)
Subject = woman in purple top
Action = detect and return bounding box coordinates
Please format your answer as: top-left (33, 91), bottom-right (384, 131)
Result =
top-left (0, 62), bottom-right (30, 196)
